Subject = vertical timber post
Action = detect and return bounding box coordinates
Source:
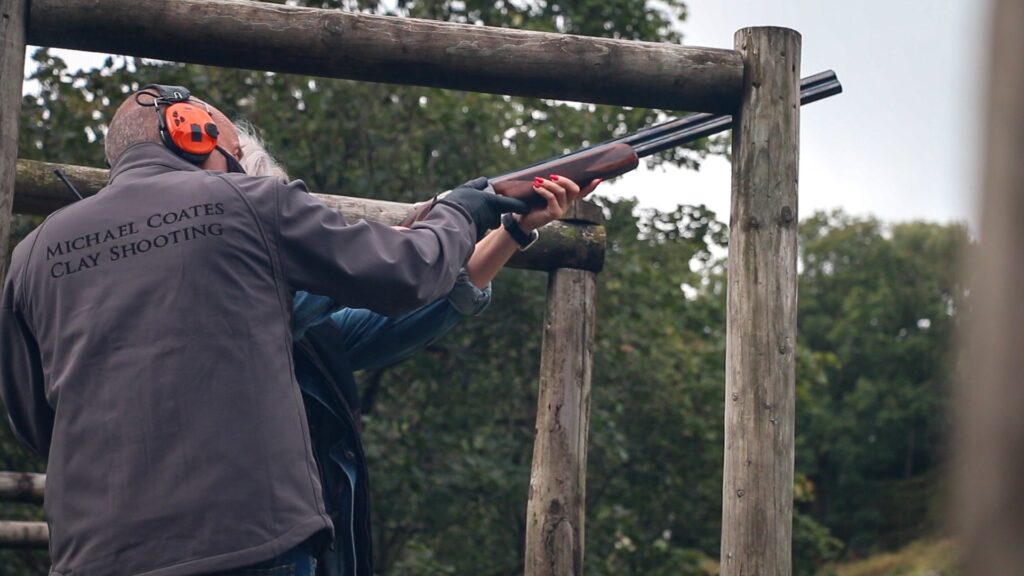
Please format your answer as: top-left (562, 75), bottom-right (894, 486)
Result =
top-left (958, 0), bottom-right (1024, 572)
top-left (721, 27), bottom-right (801, 576)
top-left (525, 201), bottom-right (600, 576)
top-left (0, 0), bottom-right (28, 281)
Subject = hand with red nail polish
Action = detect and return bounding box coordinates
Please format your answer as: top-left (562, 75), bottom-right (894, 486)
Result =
top-left (515, 174), bottom-right (599, 232)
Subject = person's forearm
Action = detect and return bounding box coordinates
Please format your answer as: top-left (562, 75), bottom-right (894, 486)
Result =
top-left (343, 299), bottom-right (468, 371)
top-left (465, 173), bottom-right (593, 288)
top-left (465, 223), bottom-right (526, 289)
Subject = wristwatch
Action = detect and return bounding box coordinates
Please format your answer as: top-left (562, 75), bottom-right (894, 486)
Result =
top-left (501, 213), bottom-right (539, 251)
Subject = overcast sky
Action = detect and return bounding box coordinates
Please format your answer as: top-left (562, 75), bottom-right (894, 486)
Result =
top-left (603, 0), bottom-right (987, 227)
top-left (26, 0), bottom-right (987, 226)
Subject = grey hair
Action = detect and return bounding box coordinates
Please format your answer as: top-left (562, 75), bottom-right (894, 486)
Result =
top-left (235, 121), bottom-right (289, 179)
top-left (104, 96), bottom-right (162, 166)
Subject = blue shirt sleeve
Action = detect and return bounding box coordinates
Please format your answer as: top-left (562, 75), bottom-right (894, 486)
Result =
top-left (332, 274), bottom-right (491, 371)
top-left (291, 290), bottom-right (338, 341)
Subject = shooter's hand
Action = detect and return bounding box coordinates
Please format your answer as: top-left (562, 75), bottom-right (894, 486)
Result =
top-left (515, 175), bottom-right (602, 232)
top-left (437, 177), bottom-right (530, 240)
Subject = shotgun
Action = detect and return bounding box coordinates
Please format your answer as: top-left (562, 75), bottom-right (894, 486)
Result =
top-left (490, 70), bottom-right (842, 203)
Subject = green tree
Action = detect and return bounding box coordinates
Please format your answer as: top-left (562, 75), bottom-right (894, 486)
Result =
top-left (3, 1), bottom-right (971, 574)
top-left (795, 212), bottom-right (967, 556)
top-left (5, 1), bottom-right (710, 573)
top-left (17, 1), bottom-right (702, 203)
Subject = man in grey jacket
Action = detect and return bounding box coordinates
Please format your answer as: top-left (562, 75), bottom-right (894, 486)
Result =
top-left (0, 87), bottom-right (526, 575)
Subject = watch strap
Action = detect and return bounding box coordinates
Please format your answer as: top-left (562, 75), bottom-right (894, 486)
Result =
top-left (501, 213), bottom-right (539, 250)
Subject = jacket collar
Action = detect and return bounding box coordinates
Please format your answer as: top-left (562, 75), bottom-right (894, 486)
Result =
top-left (108, 142), bottom-right (203, 184)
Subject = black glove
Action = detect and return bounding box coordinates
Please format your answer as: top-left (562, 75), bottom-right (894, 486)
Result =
top-left (436, 177), bottom-right (529, 240)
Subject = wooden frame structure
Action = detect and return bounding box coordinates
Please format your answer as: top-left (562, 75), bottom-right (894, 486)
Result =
top-left (0, 1), bottom-right (804, 574)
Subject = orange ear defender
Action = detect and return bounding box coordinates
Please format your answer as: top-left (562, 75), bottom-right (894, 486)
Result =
top-left (140, 84), bottom-right (220, 164)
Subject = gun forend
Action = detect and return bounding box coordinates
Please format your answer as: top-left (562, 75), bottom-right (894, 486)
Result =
top-left (490, 143), bottom-right (639, 203)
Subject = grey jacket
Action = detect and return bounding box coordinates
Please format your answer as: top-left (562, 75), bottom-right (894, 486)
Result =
top-left (0, 142), bottom-right (477, 575)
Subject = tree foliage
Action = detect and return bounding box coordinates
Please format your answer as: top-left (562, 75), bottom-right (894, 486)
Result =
top-left (795, 212), bottom-right (966, 554)
top-left (1, 1), bottom-right (966, 574)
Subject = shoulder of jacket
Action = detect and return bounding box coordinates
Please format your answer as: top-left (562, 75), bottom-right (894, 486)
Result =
top-left (9, 228), bottom-right (39, 272)
top-left (215, 172), bottom-right (310, 194)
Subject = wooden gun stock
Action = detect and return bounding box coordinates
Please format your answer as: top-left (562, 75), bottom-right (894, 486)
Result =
top-left (490, 142), bottom-right (639, 203)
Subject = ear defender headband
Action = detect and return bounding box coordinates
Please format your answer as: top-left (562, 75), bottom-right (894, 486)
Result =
top-left (137, 84), bottom-right (244, 173)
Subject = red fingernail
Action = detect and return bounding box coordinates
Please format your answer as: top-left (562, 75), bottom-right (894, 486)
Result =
top-left (550, 175), bottom-right (559, 181)
top-left (534, 177), bottom-right (543, 185)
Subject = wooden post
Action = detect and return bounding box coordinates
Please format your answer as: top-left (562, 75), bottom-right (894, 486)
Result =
top-left (721, 27), bottom-right (801, 575)
top-left (0, 521), bottom-right (49, 549)
top-left (0, 471), bottom-right (45, 503)
top-left (0, 0), bottom-right (28, 281)
top-left (525, 201), bottom-right (599, 576)
top-left (28, 0), bottom-right (743, 113)
top-left (957, 0), bottom-right (1024, 572)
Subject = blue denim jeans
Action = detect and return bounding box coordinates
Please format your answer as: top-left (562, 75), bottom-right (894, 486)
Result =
top-left (211, 542), bottom-right (317, 575)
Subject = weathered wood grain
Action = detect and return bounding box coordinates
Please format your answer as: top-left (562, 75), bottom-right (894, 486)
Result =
top-left (721, 27), bottom-right (801, 576)
top-left (0, 521), bottom-right (48, 549)
top-left (957, 0), bottom-right (1024, 573)
top-left (0, 471), bottom-right (45, 503)
top-left (0, 0), bottom-right (27, 284)
top-left (525, 264), bottom-right (596, 576)
top-left (14, 159), bottom-right (605, 272)
top-left (27, 0), bottom-right (743, 113)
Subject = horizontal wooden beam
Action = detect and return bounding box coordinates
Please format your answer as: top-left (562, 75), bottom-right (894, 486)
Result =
top-left (0, 472), bottom-right (44, 503)
top-left (15, 159), bottom-right (605, 272)
top-left (27, 0), bottom-right (743, 113)
top-left (0, 521), bottom-right (48, 549)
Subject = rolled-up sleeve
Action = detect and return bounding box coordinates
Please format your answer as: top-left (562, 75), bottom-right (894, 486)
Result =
top-left (272, 180), bottom-right (478, 317)
top-left (446, 270), bottom-right (492, 316)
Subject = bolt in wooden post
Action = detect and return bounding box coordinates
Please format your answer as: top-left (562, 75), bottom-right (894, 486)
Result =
top-left (525, 201), bottom-right (599, 576)
top-left (0, 0), bottom-right (28, 281)
top-left (957, 0), bottom-right (1024, 572)
top-left (721, 27), bottom-right (801, 576)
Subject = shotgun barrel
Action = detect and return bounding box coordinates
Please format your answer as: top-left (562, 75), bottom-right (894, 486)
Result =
top-left (489, 70), bottom-right (841, 202)
top-left (494, 70), bottom-right (842, 180)
top-left (632, 70), bottom-right (842, 157)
